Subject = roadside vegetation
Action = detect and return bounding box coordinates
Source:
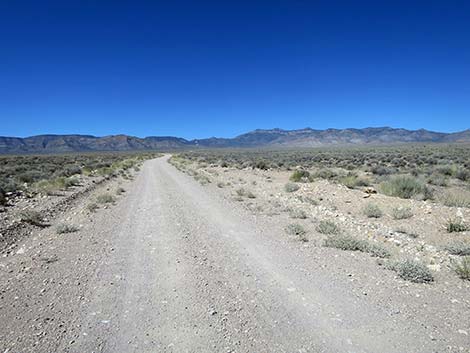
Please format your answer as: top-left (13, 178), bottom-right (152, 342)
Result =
top-left (169, 145), bottom-right (470, 283)
top-left (0, 152), bottom-right (157, 198)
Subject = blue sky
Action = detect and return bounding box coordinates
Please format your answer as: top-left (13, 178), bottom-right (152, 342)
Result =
top-left (1, 0), bottom-right (469, 139)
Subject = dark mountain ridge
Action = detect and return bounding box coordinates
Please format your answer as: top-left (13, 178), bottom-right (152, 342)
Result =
top-left (1, 127), bottom-right (469, 154)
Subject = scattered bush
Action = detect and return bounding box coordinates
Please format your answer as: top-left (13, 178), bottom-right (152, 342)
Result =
top-left (441, 191), bottom-right (470, 208)
top-left (445, 242), bottom-right (470, 256)
top-left (33, 178), bottom-right (66, 195)
top-left (370, 166), bottom-right (394, 176)
top-left (380, 176), bottom-right (425, 199)
top-left (284, 183), bottom-right (300, 193)
top-left (56, 223), bottom-right (79, 234)
top-left (446, 218), bottom-right (468, 233)
top-left (339, 174), bottom-right (370, 189)
top-left (453, 256), bottom-right (470, 280)
top-left (253, 160), bottom-right (269, 170)
top-left (116, 187), bottom-right (126, 195)
top-left (60, 165), bottom-right (82, 177)
top-left (455, 168), bottom-right (469, 182)
top-left (19, 210), bottom-right (46, 227)
top-left (427, 173), bottom-right (448, 186)
top-left (313, 169), bottom-right (337, 180)
top-left (290, 170), bottom-right (311, 183)
top-left (435, 164), bottom-right (455, 176)
top-left (323, 235), bottom-right (390, 258)
top-left (96, 193), bottom-right (115, 204)
top-left (389, 259), bottom-right (434, 283)
top-left (316, 220), bottom-right (340, 235)
top-left (87, 202), bottom-right (99, 213)
top-left (296, 195), bottom-right (319, 205)
top-left (64, 176), bottom-right (80, 187)
top-left (289, 208), bottom-right (307, 219)
top-left (363, 203), bottom-right (383, 218)
top-left (391, 206), bottom-right (413, 220)
top-left (285, 223), bottom-right (308, 242)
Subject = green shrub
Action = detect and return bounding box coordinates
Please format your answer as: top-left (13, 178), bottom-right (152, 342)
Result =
top-left (391, 206), bottom-right (413, 220)
top-left (60, 165), bottom-right (82, 177)
top-left (380, 176), bottom-right (425, 199)
top-left (446, 218), bottom-right (468, 233)
top-left (453, 256), bottom-right (470, 280)
top-left (455, 168), bottom-right (469, 182)
top-left (389, 259), bottom-right (434, 283)
top-left (116, 187), bottom-right (125, 195)
top-left (64, 176), bottom-right (80, 187)
top-left (363, 203), bottom-right (383, 218)
top-left (96, 193), bottom-right (115, 204)
top-left (313, 169), bottom-right (337, 180)
top-left (435, 164), bottom-right (455, 176)
top-left (285, 223), bottom-right (308, 242)
top-left (284, 183), bottom-right (300, 193)
top-left (290, 170), bottom-right (311, 183)
top-left (33, 177), bottom-right (67, 195)
top-left (323, 235), bottom-right (390, 258)
top-left (339, 174), bottom-right (369, 189)
top-left (427, 173), bottom-right (448, 186)
top-left (56, 223), bottom-right (79, 234)
top-left (445, 242), bottom-right (470, 256)
top-left (316, 220), bottom-right (340, 235)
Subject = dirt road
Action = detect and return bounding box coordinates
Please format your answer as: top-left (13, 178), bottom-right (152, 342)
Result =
top-left (1, 156), bottom-right (468, 352)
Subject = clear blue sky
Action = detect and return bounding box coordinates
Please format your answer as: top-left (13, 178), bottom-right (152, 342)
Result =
top-left (1, 0), bottom-right (469, 139)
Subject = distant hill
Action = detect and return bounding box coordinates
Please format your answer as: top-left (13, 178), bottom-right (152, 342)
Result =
top-left (1, 127), bottom-right (469, 154)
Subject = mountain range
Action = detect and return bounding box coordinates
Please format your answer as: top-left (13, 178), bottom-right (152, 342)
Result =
top-left (1, 127), bottom-right (469, 154)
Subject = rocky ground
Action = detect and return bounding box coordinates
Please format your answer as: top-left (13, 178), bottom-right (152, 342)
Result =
top-left (0, 155), bottom-right (469, 353)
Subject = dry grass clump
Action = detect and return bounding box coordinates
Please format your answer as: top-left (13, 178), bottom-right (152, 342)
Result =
top-left (338, 174), bottom-right (370, 189)
top-left (19, 210), bottom-right (47, 227)
top-left (285, 223), bottom-right (308, 242)
top-left (440, 191), bottom-right (470, 208)
top-left (235, 187), bottom-right (255, 198)
top-left (363, 203), bottom-right (383, 218)
top-left (445, 241), bottom-right (470, 256)
top-left (87, 202), bottom-right (99, 213)
top-left (323, 234), bottom-right (390, 258)
top-left (289, 208), bottom-right (307, 219)
top-left (96, 193), bottom-right (115, 204)
top-left (391, 206), bottom-right (413, 220)
top-left (284, 183), bottom-right (300, 193)
top-left (388, 259), bottom-right (434, 283)
top-left (427, 173), bottom-right (448, 186)
top-left (56, 223), bottom-right (79, 234)
top-left (453, 256), bottom-right (470, 280)
top-left (316, 220), bottom-right (340, 235)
